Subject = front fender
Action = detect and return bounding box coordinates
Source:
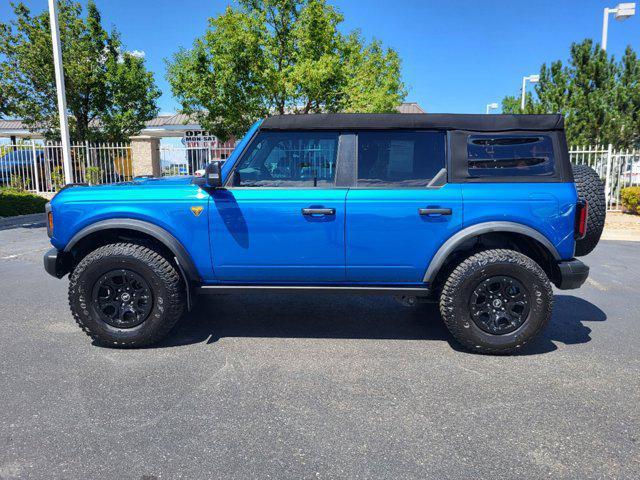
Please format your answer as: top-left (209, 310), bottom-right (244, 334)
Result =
top-left (64, 218), bottom-right (201, 283)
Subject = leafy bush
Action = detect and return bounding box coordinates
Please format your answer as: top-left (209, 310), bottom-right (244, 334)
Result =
top-left (9, 174), bottom-right (30, 191)
top-left (0, 188), bottom-right (48, 217)
top-left (50, 166), bottom-right (65, 191)
top-left (85, 166), bottom-right (102, 185)
top-left (621, 186), bottom-right (640, 214)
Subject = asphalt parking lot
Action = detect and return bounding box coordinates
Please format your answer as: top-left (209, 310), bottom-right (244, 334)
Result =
top-left (0, 218), bottom-right (638, 479)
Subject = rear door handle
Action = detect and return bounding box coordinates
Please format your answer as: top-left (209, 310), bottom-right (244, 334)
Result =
top-left (302, 208), bottom-right (336, 216)
top-left (419, 208), bottom-right (452, 216)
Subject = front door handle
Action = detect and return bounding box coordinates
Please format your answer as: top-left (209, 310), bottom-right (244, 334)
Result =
top-left (419, 208), bottom-right (452, 216)
top-left (302, 208), bottom-right (336, 216)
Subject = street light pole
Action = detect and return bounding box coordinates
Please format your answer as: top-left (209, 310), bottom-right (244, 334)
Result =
top-left (602, 7), bottom-right (611, 51)
top-left (48, 0), bottom-right (73, 184)
top-left (601, 3), bottom-right (636, 51)
top-left (520, 75), bottom-right (540, 112)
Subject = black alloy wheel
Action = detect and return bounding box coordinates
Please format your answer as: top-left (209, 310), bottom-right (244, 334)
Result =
top-left (91, 269), bottom-right (153, 328)
top-left (69, 242), bottom-right (186, 347)
top-left (439, 249), bottom-right (553, 354)
top-left (469, 275), bottom-right (530, 335)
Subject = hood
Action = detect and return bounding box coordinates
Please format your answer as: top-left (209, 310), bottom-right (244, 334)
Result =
top-left (51, 175), bottom-right (198, 204)
top-left (108, 175), bottom-right (195, 187)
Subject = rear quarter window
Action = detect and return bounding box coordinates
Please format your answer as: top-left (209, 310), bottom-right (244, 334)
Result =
top-left (467, 134), bottom-right (555, 177)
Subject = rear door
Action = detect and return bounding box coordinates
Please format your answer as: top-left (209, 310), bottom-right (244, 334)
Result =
top-left (209, 130), bottom-right (348, 283)
top-left (345, 131), bottom-right (462, 284)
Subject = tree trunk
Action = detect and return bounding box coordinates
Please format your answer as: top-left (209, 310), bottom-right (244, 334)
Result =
top-left (302, 100), bottom-right (312, 114)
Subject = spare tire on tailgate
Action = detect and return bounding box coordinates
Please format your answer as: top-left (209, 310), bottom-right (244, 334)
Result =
top-left (572, 164), bottom-right (606, 256)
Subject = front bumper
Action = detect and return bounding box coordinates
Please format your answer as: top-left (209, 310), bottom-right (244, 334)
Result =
top-left (555, 258), bottom-right (589, 290)
top-left (43, 248), bottom-right (71, 279)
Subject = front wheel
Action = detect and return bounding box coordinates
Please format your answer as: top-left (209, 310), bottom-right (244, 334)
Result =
top-left (439, 249), bottom-right (553, 354)
top-left (68, 243), bottom-right (186, 347)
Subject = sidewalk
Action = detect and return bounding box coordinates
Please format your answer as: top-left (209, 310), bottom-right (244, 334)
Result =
top-left (601, 211), bottom-right (640, 241)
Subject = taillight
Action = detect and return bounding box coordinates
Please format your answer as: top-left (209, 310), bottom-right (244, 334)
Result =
top-left (575, 200), bottom-right (588, 240)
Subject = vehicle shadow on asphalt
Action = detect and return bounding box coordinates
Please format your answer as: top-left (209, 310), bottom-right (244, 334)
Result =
top-left (146, 293), bottom-right (607, 355)
top-left (522, 294), bottom-right (607, 355)
top-left (0, 213), bottom-right (47, 231)
top-left (0, 221), bottom-right (47, 232)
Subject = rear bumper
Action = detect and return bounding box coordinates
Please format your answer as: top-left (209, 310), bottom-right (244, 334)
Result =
top-left (43, 248), bottom-right (71, 279)
top-left (555, 258), bottom-right (589, 290)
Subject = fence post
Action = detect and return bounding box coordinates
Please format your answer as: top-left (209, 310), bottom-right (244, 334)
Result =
top-left (130, 135), bottom-right (161, 177)
top-left (31, 140), bottom-right (40, 192)
top-left (604, 144), bottom-right (613, 208)
top-left (85, 140), bottom-right (91, 166)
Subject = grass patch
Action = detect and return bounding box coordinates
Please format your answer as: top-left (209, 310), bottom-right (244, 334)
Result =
top-left (0, 188), bottom-right (48, 217)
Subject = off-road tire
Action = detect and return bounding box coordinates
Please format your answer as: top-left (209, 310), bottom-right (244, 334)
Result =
top-left (572, 164), bottom-right (606, 256)
top-left (439, 249), bottom-right (553, 355)
top-left (68, 242), bottom-right (185, 347)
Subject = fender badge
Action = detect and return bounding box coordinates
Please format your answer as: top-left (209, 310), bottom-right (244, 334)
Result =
top-left (190, 206), bottom-right (204, 217)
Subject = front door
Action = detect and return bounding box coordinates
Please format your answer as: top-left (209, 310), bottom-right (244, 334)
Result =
top-left (209, 130), bottom-right (347, 283)
top-left (345, 130), bottom-right (463, 284)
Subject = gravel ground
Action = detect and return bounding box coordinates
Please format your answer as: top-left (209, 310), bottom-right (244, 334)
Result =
top-left (0, 222), bottom-right (638, 479)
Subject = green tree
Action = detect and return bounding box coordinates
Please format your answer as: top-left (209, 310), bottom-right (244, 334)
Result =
top-left (0, 1), bottom-right (160, 141)
top-left (500, 39), bottom-right (640, 148)
top-left (167, 0), bottom-right (406, 141)
top-left (501, 92), bottom-right (540, 114)
top-left (338, 31), bottom-right (405, 113)
top-left (537, 61), bottom-right (570, 115)
top-left (613, 47), bottom-right (640, 149)
top-left (564, 39), bottom-right (617, 147)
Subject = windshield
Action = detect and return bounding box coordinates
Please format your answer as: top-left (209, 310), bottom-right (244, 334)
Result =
top-left (220, 119), bottom-right (263, 183)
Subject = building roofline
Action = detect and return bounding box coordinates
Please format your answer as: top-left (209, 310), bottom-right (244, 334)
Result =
top-left (0, 102), bottom-right (427, 138)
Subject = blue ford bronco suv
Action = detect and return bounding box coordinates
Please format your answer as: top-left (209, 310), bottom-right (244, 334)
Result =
top-left (44, 114), bottom-right (605, 354)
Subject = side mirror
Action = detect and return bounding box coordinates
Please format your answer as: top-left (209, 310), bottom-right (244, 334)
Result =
top-left (193, 161), bottom-right (223, 189)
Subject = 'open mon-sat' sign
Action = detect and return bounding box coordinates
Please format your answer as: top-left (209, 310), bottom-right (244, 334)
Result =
top-left (182, 130), bottom-right (218, 148)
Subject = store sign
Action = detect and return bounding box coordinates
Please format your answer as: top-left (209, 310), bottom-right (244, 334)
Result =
top-left (182, 130), bottom-right (218, 148)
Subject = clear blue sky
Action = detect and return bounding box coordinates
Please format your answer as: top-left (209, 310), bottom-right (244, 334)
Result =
top-left (2, 0), bottom-right (639, 114)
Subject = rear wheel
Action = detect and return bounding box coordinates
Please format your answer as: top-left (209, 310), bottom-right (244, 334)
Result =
top-left (68, 242), bottom-right (185, 347)
top-left (439, 249), bottom-right (553, 354)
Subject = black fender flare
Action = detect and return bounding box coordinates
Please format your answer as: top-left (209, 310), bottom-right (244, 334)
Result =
top-left (64, 218), bottom-right (202, 284)
top-left (422, 221), bottom-right (561, 284)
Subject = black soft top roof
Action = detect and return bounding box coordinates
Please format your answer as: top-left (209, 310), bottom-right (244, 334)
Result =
top-left (261, 113), bottom-right (564, 132)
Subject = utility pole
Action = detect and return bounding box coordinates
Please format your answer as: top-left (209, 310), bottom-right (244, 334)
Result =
top-left (48, 0), bottom-right (73, 184)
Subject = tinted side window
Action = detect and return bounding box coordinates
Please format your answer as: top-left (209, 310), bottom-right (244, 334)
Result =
top-left (357, 131), bottom-right (445, 188)
top-left (232, 131), bottom-right (338, 187)
top-left (467, 134), bottom-right (555, 177)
